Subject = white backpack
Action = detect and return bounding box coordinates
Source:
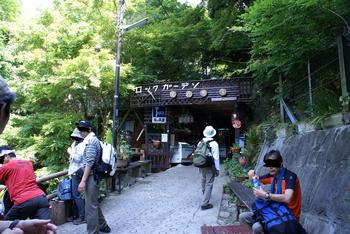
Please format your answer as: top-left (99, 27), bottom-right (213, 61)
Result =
top-left (100, 141), bottom-right (117, 176)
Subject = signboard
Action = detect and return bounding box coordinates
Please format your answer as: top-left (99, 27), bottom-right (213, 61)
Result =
top-left (161, 134), bottom-right (168, 142)
top-left (152, 106), bottom-right (166, 123)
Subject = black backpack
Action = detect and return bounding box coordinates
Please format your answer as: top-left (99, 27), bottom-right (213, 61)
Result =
top-left (252, 199), bottom-right (307, 234)
top-left (193, 140), bottom-right (214, 168)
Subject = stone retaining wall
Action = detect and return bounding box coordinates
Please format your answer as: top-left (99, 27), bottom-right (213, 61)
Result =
top-left (255, 126), bottom-right (350, 234)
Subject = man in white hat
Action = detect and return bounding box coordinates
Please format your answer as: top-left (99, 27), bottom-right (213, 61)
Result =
top-left (199, 125), bottom-right (220, 210)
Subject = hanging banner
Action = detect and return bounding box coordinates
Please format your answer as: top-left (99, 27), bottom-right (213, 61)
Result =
top-left (152, 106), bottom-right (166, 124)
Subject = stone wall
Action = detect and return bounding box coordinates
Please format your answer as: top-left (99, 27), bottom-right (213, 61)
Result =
top-left (255, 126), bottom-right (350, 234)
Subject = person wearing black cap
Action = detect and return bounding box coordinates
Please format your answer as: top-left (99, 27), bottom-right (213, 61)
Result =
top-left (0, 75), bottom-right (57, 234)
top-left (239, 150), bottom-right (302, 234)
top-left (76, 120), bottom-right (111, 234)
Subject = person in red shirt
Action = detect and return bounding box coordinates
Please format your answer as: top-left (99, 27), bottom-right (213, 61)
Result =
top-left (0, 146), bottom-right (50, 220)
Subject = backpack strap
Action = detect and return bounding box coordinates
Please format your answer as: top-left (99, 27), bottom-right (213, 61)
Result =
top-left (206, 140), bottom-right (214, 155)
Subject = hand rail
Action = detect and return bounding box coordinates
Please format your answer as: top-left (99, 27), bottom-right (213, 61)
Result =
top-left (36, 170), bottom-right (68, 184)
top-left (36, 170), bottom-right (68, 200)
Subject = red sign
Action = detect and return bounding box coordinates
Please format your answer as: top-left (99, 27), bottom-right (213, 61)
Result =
top-left (231, 119), bottom-right (241, 129)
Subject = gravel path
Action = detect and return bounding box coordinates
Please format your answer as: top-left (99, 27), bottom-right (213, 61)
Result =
top-left (58, 164), bottom-right (229, 234)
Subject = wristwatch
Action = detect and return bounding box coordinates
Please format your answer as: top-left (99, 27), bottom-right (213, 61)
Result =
top-left (9, 220), bottom-right (19, 229)
top-left (265, 192), bottom-right (271, 200)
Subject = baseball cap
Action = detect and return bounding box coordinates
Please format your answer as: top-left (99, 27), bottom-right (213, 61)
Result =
top-left (0, 75), bottom-right (16, 104)
top-left (75, 120), bottom-right (92, 130)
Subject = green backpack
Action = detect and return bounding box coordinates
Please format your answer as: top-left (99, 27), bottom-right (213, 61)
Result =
top-left (193, 140), bottom-right (214, 168)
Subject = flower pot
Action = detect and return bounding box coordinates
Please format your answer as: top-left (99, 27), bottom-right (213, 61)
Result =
top-left (230, 147), bottom-right (240, 154)
top-left (116, 158), bottom-right (128, 168)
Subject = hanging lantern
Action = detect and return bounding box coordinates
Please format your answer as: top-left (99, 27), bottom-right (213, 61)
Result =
top-left (231, 113), bottom-right (241, 128)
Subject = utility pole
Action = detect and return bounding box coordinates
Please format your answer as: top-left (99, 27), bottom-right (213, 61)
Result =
top-left (112, 0), bottom-right (125, 149)
top-left (112, 0), bottom-right (149, 149)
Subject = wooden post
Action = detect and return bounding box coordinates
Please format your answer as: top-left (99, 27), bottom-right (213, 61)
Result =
top-left (307, 59), bottom-right (314, 116)
top-left (279, 74), bottom-right (285, 122)
top-left (338, 35), bottom-right (350, 124)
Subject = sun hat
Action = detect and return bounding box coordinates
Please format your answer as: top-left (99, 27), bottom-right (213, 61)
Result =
top-left (70, 128), bottom-right (83, 139)
top-left (203, 126), bottom-right (217, 138)
top-left (0, 146), bottom-right (15, 157)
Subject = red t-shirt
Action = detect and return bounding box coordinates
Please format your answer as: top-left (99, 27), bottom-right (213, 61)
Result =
top-left (0, 160), bottom-right (44, 205)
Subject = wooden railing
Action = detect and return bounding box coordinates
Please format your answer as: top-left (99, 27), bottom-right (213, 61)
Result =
top-left (36, 170), bottom-right (68, 200)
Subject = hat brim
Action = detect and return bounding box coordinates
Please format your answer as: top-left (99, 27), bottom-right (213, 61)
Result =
top-left (203, 129), bottom-right (216, 138)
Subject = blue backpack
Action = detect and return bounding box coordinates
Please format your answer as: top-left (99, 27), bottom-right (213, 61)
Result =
top-left (57, 178), bottom-right (72, 201)
top-left (252, 199), bottom-right (306, 234)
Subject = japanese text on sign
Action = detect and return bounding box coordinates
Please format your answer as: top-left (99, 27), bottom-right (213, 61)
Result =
top-left (135, 82), bottom-right (200, 95)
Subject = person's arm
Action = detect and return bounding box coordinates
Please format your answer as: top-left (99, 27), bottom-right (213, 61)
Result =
top-left (0, 221), bottom-right (13, 233)
top-left (211, 141), bottom-right (220, 174)
top-left (1, 219), bottom-right (57, 234)
top-left (78, 141), bottom-right (96, 193)
top-left (78, 166), bottom-right (91, 193)
top-left (253, 187), bottom-right (294, 203)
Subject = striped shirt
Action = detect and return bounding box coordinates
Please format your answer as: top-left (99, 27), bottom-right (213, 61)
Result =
top-left (82, 132), bottom-right (102, 168)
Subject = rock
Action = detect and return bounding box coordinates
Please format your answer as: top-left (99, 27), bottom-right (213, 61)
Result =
top-left (219, 211), bottom-right (230, 218)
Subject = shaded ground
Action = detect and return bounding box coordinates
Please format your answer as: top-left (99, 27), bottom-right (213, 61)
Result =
top-left (58, 164), bottom-right (230, 234)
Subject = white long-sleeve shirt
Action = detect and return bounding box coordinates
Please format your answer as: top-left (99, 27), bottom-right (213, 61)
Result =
top-left (202, 137), bottom-right (220, 171)
top-left (68, 141), bottom-right (86, 175)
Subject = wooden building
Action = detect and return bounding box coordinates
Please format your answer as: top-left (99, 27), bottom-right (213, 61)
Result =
top-left (127, 78), bottom-right (253, 171)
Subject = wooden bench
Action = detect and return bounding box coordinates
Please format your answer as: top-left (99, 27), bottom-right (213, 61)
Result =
top-left (201, 224), bottom-right (252, 234)
top-left (109, 160), bottom-right (152, 194)
top-left (228, 180), bottom-right (255, 221)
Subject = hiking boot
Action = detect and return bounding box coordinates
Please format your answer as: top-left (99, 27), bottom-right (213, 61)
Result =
top-left (201, 203), bottom-right (213, 210)
top-left (73, 218), bottom-right (86, 225)
top-left (100, 225), bottom-right (111, 233)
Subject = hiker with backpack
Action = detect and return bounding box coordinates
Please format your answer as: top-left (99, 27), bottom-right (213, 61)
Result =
top-left (76, 120), bottom-right (111, 234)
top-left (67, 128), bottom-right (86, 225)
top-left (195, 126), bottom-right (220, 210)
top-left (239, 150), bottom-right (305, 234)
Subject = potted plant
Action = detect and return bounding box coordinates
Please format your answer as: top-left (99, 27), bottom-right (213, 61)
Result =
top-left (230, 143), bottom-right (241, 154)
top-left (116, 135), bottom-right (131, 168)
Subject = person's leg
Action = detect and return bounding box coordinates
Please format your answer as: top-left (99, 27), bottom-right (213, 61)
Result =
top-left (239, 212), bottom-right (264, 234)
top-left (5, 205), bottom-right (27, 220)
top-left (199, 168), bottom-right (206, 194)
top-left (33, 195), bottom-right (50, 219)
top-left (202, 167), bottom-right (215, 206)
top-left (239, 211), bottom-right (255, 227)
top-left (72, 174), bottom-right (85, 220)
top-left (85, 175), bottom-right (99, 234)
top-left (252, 222), bottom-right (264, 234)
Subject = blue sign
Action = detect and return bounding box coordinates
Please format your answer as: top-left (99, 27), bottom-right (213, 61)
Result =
top-left (152, 106), bottom-right (166, 123)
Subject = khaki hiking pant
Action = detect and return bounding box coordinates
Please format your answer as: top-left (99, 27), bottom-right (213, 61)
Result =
top-left (199, 166), bottom-right (216, 206)
top-left (85, 175), bottom-right (108, 234)
top-left (239, 211), bottom-right (264, 234)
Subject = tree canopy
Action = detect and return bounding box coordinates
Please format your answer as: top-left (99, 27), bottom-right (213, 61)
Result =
top-left (0, 0), bottom-right (348, 171)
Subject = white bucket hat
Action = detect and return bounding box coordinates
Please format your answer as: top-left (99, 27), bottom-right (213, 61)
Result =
top-left (203, 126), bottom-right (216, 138)
top-left (70, 128), bottom-right (83, 139)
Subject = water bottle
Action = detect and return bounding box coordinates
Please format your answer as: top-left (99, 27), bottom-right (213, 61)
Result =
top-left (252, 176), bottom-right (261, 188)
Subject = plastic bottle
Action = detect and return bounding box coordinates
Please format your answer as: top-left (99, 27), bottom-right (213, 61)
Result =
top-left (252, 176), bottom-right (261, 189)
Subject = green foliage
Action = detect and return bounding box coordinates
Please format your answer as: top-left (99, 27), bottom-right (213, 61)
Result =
top-left (242, 0), bottom-right (350, 82)
top-left (242, 124), bottom-right (261, 165)
top-left (0, 0), bottom-right (19, 21)
top-left (313, 88), bottom-right (341, 117)
top-left (3, 112), bottom-right (80, 171)
top-left (224, 157), bottom-right (247, 178)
